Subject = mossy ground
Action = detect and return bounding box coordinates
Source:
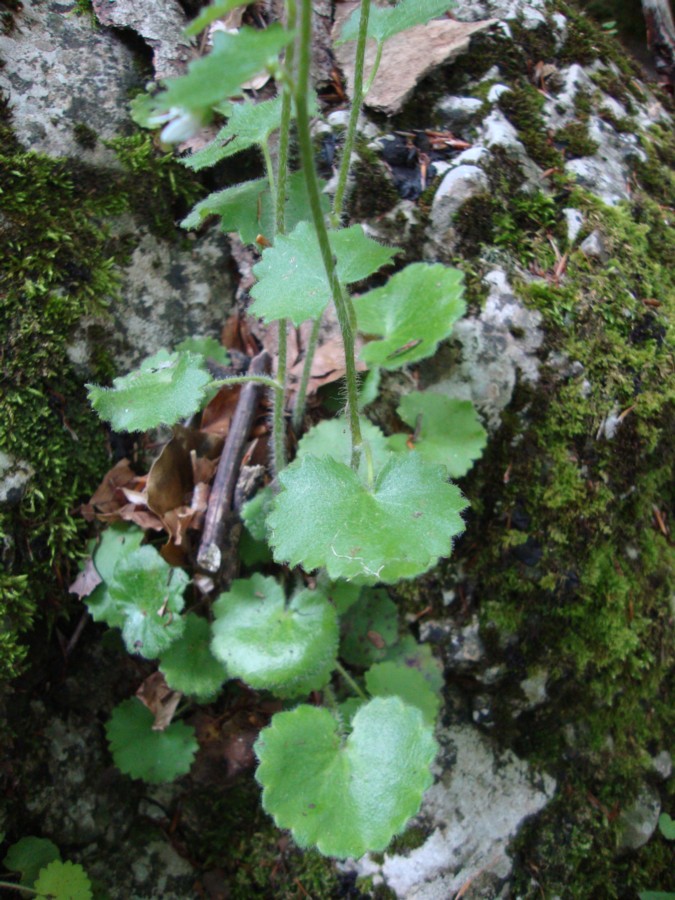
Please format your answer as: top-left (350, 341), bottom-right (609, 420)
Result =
top-left (0, 106), bottom-right (201, 682)
top-left (444, 24), bottom-right (674, 896)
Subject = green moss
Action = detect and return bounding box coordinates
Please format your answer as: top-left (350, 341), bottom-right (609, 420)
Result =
top-left (554, 120), bottom-right (600, 158)
top-left (347, 139), bottom-right (399, 220)
top-left (185, 778), bottom-right (353, 899)
top-left (498, 84), bottom-right (562, 170)
top-left (73, 122), bottom-right (98, 149)
top-left (464, 168), bottom-right (674, 892)
top-left (0, 101), bottom-right (204, 682)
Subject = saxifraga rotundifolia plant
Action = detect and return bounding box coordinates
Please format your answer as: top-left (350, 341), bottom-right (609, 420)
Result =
top-left (80, 0), bottom-right (488, 859)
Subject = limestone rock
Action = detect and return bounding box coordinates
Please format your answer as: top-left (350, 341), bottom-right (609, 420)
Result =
top-left (430, 165), bottom-right (490, 237)
top-left (0, 0), bottom-right (142, 162)
top-left (92, 0), bottom-right (192, 80)
top-left (617, 785), bottom-right (662, 851)
top-left (425, 269), bottom-right (543, 429)
top-left (0, 453), bottom-right (34, 508)
top-left (67, 227), bottom-right (234, 373)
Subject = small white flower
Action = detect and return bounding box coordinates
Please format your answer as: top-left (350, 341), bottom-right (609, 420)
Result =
top-left (148, 107), bottom-right (202, 144)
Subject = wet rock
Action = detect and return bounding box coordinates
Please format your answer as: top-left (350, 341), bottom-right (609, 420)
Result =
top-left (0, 452), bottom-right (34, 507)
top-left (345, 725), bottom-right (556, 898)
top-left (617, 784), bottom-right (661, 851)
top-left (81, 838), bottom-right (196, 900)
top-left (517, 668), bottom-right (549, 711)
top-left (0, 0), bottom-right (142, 163)
top-left (487, 83), bottom-right (512, 103)
top-left (477, 110), bottom-right (543, 186)
top-left (92, 0), bottom-right (191, 80)
top-left (23, 706), bottom-right (139, 846)
top-left (420, 615), bottom-right (486, 672)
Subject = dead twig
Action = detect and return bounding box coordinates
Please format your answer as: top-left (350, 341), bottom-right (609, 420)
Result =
top-left (197, 350), bottom-right (271, 574)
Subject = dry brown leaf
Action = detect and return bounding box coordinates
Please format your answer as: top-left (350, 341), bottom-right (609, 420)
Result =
top-left (200, 385), bottom-right (242, 436)
top-left (136, 671), bottom-right (182, 731)
top-left (68, 557), bottom-right (102, 600)
top-left (282, 312), bottom-right (367, 400)
top-left (80, 458), bottom-right (140, 520)
top-left (333, 4), bottom-right (496, 114)
top-left (110, 504), bottom-right (166, 531)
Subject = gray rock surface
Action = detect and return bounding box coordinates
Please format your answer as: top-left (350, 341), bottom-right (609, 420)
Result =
top-left (430, 165), bottom-right (489, 237)
top-left (0, 0), bottom-right (142, 163)
top-left (427, 269), bottom-right (543, 429)
top-left (68, 228), bottom-right (234, 373)
top-left (0, 452), bottom-right (34, 507)
top-left (92, 0), bottom-right (192, 80)
top-left (617, 785), bottom-right (662, 851)
top-left (435, 95), bottom-right (485, 129)
top-left (346, 725), bottom-right (556, 899)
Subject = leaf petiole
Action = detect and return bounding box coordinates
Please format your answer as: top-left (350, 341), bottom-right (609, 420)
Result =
top-left (335, 660), bottom-right (367, 700)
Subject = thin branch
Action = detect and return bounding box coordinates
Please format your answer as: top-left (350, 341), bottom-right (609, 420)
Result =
top-left (197, 351), bottom-right (271, 574)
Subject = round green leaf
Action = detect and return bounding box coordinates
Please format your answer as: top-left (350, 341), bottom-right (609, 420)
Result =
top-left (160, 25), bottom-right (292, 111)
top-left (211, 575), bottom-right (338, 695)
top-left (354, 263), bottom-right (465, 369)
top-left (106, 698), bottom-right (198, 784)
top-left (87, 349), bottom-right (212, 432)
top-left (255, 696), bottom-right (437, 858)
top-left (159, 614), bottom-right (228, 700)
top-left (241, 486), bottom-right (274, 542)
top-left (250, 222), bottom-right (397, 325)
top-left (33, 860), bottom-right (92, 900)
top-left (85, 525), bottom-right (146, 628)
top-left (341, 588), bottom-right (399, 666)
top-left (296, 417), bottom-right (391, 480)
top-left (4, 837), bottom-right (61, 887)
top-left (268, 453), bottom-right (468, 583)
top-left (390, 392), bottom-right (487, 478)
top-left (92, 523), bottom-right (145, 584)
top-left (658, 812), bottom-right (675, 840)
top-left (183, 97), bottom-right (283, 171)
top-left (384, 634), bottom-right (445, 694)
top-left (366, 661), bottom-right (441, 725)
top-left (109, 546), bottom-right (188, 658)
top-left (317, 575), bottom-right (362, 615)
top-left (175, 336), bottom-right (230, 366)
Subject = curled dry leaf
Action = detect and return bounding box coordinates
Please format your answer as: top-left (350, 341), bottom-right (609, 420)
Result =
top-left (200, 385), bottom-right (243, 436)
top-left (69, 557), bottom-right (102, 600)
top-left (266, 308), bottom-right (367, 402)
top-left (80, 458), bottom-right (140, 521)
top-left (136, 671), bottom-right (182, 731)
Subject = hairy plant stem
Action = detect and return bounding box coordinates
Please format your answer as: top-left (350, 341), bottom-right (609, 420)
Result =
top-left (335, 660), bottom-right (367, 700)
top-left (262, 143), bottom-right (276, 200)
top-left (212, 374), bottom-right (283, 392)
top-left (364, 40), bottom-right (383, 95)
top-left (0, 883), bottom-right (39, 896)
top-left (332, 0), bottom-right (372, 224)
top-left (292, 315), bottom-right (321, 432)
top-left (295, 0), bottom-right (362, 467)
top-left (270, 0), bottom-right (297, 475)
